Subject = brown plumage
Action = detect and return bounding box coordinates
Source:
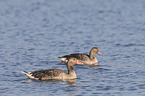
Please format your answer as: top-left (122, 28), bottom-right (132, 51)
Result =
top-left (57, 47), bottom-right (102, 65)
top-left (22, 58), bottom-right (78, 80)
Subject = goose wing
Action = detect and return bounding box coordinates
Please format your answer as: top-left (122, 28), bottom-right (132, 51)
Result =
top-left (31, 69), bottom-right (66, 80)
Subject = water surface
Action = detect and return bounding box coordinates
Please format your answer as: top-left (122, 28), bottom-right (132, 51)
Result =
top-left (0, 0), bottom-right (145, 96)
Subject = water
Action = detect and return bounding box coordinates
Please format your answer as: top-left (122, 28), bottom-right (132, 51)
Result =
top-left (0, 0), bottom-right (145, 96)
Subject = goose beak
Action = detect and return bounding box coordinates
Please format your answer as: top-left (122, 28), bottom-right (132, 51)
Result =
top-left (77, 60), bottom-right (83, 64)
top-left (98, 51), bottom-right (102, 55)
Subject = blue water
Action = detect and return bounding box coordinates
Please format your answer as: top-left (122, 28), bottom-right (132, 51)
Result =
top-left (0, 0), bottom-right (145, 96)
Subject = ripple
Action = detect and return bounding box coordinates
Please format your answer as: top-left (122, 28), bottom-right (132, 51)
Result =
top-left (138, 84), bottom-right (145, 89)
top-left (115, 43), bottom-right (145, 47)
top-left (124, 56), bottom-right (131, 58)
top-left (96, 85), bottom-right (113, 91)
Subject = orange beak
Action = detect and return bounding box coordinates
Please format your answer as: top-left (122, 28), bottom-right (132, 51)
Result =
top-left (98, 51), bottom-right (102, 55)
top-left (76, 60), bottom-right (83, 64)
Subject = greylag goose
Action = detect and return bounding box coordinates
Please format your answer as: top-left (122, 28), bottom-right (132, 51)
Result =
top-left (22, 58), bottom-right (78, 80)
top-left (57, 47), bottom-right (102, 65)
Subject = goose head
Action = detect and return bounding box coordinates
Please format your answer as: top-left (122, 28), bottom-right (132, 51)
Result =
top-left (91, 47), bottom-right (102, 55)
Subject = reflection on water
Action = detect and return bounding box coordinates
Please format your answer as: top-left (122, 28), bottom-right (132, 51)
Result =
top-left (65, 79), bottom-right (77, 85)
top-left (24, 78), bottom-right (77, 85)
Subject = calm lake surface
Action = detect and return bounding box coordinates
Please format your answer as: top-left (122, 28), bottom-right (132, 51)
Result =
top-left (0, 0), bottom-right (145, 96)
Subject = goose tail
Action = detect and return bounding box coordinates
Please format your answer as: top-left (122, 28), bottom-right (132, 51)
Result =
top-left (57, 57), bottom-right (67, 62)
top-left (21, 71), bottom-right (36, 79)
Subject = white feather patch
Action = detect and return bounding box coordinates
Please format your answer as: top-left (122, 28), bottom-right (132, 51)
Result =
top-left (22, 71), bottom-right (35, 79)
